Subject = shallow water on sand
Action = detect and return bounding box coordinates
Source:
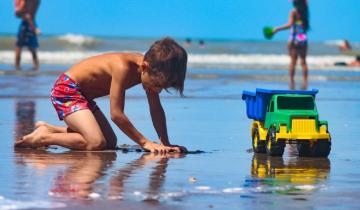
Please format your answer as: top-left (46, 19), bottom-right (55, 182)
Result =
top-left (1, 68), bottom-right (360, 209)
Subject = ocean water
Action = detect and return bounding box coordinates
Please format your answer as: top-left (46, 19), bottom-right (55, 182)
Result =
top-left (0, 34), bottom-right (359, 70)
top-left (1, 64), bottom-right (360, 209)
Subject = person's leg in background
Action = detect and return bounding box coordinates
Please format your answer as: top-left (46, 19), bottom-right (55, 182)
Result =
top-left (288, 42), bottom-right (298, 90)
top-left (29, 47), bottom-right (39, 70)
top-left (299, 44), bottom-right (309, 90)
top-left (15, 46), bottom-right (22, 70)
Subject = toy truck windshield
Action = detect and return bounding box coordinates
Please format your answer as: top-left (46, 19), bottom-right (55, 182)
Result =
top-left (277, 96), bottom-right (315, 110)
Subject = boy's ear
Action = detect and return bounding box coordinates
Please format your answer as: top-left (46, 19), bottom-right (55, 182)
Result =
top-left (141, 61), bottom-right (150, 72)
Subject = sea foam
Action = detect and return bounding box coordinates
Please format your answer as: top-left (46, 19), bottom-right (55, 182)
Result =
top-left (56, 33), bottom-right (99, 46)
top-left (0, 50), bottom-right (355, 70)
top-left (0, 195), bottom-right (66, 209)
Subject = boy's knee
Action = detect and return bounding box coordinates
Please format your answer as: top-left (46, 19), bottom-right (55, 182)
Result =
top-left (86, 140), bottom-right (106, 151)
top-left (85, 136), bottom-right (107, 151)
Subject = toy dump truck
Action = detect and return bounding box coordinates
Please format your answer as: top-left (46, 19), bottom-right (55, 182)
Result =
top-left (242, 88), bottom-right (331, 157)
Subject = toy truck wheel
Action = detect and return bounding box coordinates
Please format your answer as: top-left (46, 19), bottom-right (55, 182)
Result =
top-left (266, 127), bottom-right (285, 156)
top-left (311, 139), bottom-right (331, 157)
top-left (252, 128), bottom-right (266, 153)
top-left (297, 141), bottom-right (311, 157)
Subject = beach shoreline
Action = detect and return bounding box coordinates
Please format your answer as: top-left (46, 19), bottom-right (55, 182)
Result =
top-left (1, 67), bottom-right (360, 81)
top-left (0, 52), bottom-right (357, 71)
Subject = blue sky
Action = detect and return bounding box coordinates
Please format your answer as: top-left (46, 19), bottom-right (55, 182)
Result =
top-left (1, 0), bottom-right (359, 41)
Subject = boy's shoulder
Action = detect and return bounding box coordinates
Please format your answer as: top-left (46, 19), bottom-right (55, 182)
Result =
top-left (107, 52), bottom-right (143, 69)
top-left (81, 52), bottom-right (141, 65)
top-left (97, 52), bottom-right (143, 77)
top-left (67, 52), bottom-right (143, 80)
top-left (97, 52), bottom-right (143, 61)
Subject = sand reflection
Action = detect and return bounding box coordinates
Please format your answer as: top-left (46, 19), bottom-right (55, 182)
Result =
top-left (14, 149), bottom-right (184, 202)
top-left (14, 100), bottom-right (36, 140)
top-left (108, 153), bottom-right (184, 201)
top-left (14, 150), bottom-right (117, 199)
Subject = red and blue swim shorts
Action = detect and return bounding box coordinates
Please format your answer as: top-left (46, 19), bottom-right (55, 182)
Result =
top-left (50, 73), bottom-right (98, 120)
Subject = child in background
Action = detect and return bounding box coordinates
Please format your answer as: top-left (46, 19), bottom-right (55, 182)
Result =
top-left (337, 40), bottom-right (360, 67)
top-left (272, 0), bottom-right (310, 90)
top-left (349, 56), bottom-right (360, 67)
top-left (15, 37), bottom-right (188, 153)
top-left (338, 40), bottom-right (352, 52)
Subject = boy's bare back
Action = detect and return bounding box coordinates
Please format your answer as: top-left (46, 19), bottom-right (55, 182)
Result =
top-left (66, 52), bottom-right (143, 100)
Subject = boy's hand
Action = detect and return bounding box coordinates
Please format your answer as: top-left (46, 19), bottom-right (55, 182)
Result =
top-left (163, 144), bottom-right (188, 153)
top-left (142, 141), bottom-right (171, 153)
top-left (142, 141), bottom-right (187, 153)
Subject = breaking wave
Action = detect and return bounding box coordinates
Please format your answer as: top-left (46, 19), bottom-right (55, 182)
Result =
top-left (55, 33), bottom-right (99, 46)
top-left (0, 50), bottom-right (355, 70)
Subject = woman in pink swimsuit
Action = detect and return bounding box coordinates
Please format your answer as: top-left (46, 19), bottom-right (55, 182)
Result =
top-left (273, 0), bottom-right (310, 90)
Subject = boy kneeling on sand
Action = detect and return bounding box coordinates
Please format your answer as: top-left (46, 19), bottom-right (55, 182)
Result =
top-left (15, 37), bottom-right (188, 153)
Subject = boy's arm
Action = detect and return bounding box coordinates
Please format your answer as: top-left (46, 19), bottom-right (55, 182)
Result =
top-left (146, 90), bottom-right (187, 153)
top-left (109, 71), bottom-right (175, 153)
top-left (146, 91), bottom-right (170, 145)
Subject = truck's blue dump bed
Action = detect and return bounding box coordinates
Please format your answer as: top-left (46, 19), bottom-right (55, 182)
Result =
top-left (242, 88), bottom-right (318, 121)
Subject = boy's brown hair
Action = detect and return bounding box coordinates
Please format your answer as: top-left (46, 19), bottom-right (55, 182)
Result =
top-left (144, 37), bottom-right (188, 96)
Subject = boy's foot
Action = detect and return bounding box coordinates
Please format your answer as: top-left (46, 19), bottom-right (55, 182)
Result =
top-left (15, 126), bottom-right (49, 148)
top-left (35, 121), bottom-right (47, 129)
top-left (35, 121), bottom-right (65, 133)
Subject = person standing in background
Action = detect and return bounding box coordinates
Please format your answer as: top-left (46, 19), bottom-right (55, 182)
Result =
top-left (184, 38), bottom-right (192, 48)
top-left (334, 40), bottom-right (360, 67)
top-left (272, 0), bottom-right (310, 90)
top-left (14, 0), bottom-right (41, 71)
top-left (338, 39), bottom-right (352, 52)
top-left (199, 40), bottom-right (205, 49)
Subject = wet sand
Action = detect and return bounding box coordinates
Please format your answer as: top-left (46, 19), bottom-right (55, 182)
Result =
top-left (1, 68), bottom-right (360, 209)
top-left (27, 199), bottom-right (180, 210)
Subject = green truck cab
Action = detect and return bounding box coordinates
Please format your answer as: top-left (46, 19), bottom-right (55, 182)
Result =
top-left (242, 89), bottom-right (331, 157)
